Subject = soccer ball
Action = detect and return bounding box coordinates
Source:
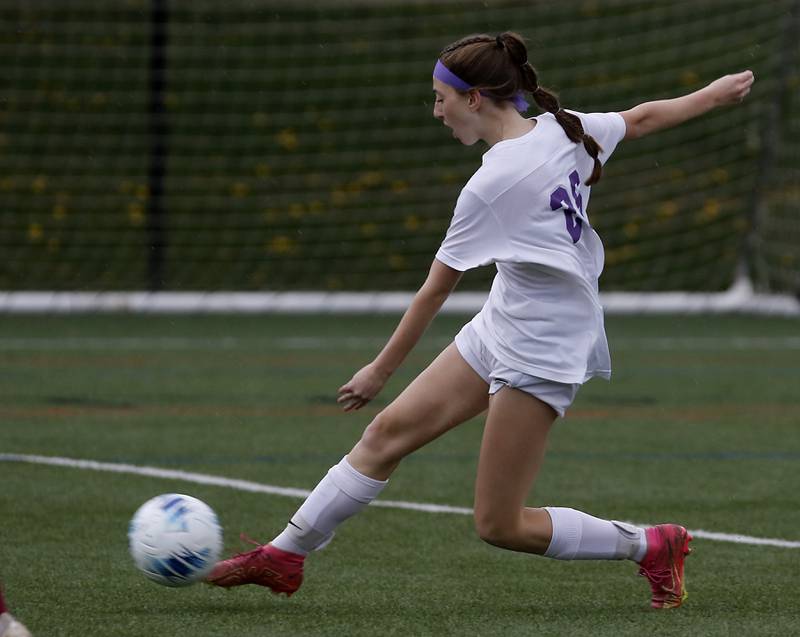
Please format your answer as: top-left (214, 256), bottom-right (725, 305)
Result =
top-left (128, 493), bottom-right (223, 587)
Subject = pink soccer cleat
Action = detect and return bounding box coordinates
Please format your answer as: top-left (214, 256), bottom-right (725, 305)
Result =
top-left (206, 539), bottom-right (304, 597)
top-left (638, 524), bottom-right (693, 609)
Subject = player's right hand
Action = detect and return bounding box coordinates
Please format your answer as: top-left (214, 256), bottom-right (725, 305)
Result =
top-left (337, 363), bottom-right (390, 412)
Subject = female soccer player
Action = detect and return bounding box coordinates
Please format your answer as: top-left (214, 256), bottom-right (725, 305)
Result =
top-left (208, 32), bottom-right (754, 609)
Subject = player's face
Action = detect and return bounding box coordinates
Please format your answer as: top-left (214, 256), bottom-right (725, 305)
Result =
top-left (432, 79), bottom-right (480, 146)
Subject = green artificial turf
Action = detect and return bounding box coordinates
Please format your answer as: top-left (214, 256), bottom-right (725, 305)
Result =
top-left (1, 313), bottom-right (798, 636)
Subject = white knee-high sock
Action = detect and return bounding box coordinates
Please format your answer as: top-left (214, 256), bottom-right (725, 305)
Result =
top-left (543, 507), bottom-right (647, 562)
top-left (271, 456), bottom-right (388, 556)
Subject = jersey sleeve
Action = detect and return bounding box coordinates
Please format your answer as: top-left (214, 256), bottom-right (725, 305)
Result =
top-left (579, 111), bottom-right (627, 165)
top-left (435, 188), bottom-right (507, 272)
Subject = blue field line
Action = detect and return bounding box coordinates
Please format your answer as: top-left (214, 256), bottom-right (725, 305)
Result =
top-left (3, 452), bottom-right (799, 550)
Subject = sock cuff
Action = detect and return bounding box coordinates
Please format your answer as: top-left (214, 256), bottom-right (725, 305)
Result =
top-left (544, 506), bottom-right (582, 560)
top-left (328, 456), bottom-right (388, 503)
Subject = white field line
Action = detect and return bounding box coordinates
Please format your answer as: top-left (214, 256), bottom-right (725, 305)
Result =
top-left (1, 335), bottom-right (800, 351)
top-left (2, 453), bottom-right (798, 549)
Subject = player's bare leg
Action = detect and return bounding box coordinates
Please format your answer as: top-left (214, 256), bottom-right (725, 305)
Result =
top-left (348, 343), bottom-right (490, 479)
top-left (473, 384), bottom-right (691, 608)
top-left (208, 343), bottom-right (489, 594)
top-left (473, 385), bottom-right (557, 553)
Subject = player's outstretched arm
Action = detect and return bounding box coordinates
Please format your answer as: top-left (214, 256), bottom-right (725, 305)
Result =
top-left (620, 70), bottom-right (754, 140)
top-left (337, 258), bottom-right (462, 411)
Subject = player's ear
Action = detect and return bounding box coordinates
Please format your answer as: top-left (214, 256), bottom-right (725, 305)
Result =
top-left (466, 88), bottom-right (481, 110)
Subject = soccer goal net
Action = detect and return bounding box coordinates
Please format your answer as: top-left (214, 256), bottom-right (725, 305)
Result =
top-left (1, 0), bottom-right (798, 314)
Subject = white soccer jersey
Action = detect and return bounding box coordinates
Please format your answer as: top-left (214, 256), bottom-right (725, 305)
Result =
top-left (435, 111), bottom-right (627, 384)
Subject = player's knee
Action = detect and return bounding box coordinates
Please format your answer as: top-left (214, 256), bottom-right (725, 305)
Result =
top-left (473, 510), bottom-right (517, 549)
top-left (358, 410), bottom-right (408, 463)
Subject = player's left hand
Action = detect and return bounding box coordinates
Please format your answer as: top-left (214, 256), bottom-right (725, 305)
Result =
top-left (337, 362), bottom-right (390, 411)
top-left (708, 70), bottom-right (755, 106)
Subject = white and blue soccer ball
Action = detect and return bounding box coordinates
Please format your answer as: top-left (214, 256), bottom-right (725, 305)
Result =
top-left (128, 493), bottom-right (223, 587)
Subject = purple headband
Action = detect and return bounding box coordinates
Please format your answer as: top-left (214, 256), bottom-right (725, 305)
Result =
top-left (433, 59), bottom-right (529, 113)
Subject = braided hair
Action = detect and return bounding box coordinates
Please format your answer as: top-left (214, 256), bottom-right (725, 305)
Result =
top-left (439, 32), bottom-right (603, 185)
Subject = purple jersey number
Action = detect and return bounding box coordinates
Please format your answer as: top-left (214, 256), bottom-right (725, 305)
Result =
top-left (549, 170), bottom-right (583, 243)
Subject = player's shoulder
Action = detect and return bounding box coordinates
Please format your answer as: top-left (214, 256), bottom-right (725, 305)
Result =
top-left (469, 118), bottom-right (560, 200)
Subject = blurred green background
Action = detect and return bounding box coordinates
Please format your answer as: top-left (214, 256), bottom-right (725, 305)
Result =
top-left (1, 0), bottom-right (797, 292)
